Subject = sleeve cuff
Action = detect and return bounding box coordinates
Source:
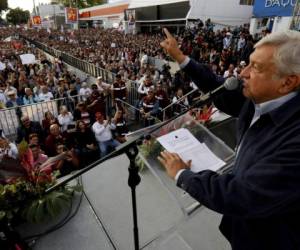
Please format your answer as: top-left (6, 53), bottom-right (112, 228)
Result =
top-left (175, 169), bottom-right (187, 182)
top-left (179, 57), bottom-right (190, 69)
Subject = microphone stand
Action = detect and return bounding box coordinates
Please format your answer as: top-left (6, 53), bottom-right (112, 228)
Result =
top-left (46, 95), bottom-right (213, 250)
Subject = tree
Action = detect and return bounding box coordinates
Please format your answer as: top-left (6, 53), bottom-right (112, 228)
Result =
top-left (0, 0), bottom-right (8, 13)
top-left (6, 8), bottom-right (30, 25)
top-left (55, 0), bottom-right (106, 9)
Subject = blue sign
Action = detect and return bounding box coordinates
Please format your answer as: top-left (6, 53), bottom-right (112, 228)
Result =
top-left (253, 0), bottom-right (296, 17)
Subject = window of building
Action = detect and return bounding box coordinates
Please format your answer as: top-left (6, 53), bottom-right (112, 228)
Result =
top-left (240, 0), bottom-right (254, 5)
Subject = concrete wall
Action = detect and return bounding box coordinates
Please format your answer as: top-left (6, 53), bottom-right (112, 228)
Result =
top-left (188, 0), bottom-right (253, 26)
top-left (272, 16), bottom-right (292, 32)
top-left (250, 16), bottom-right (292, 35)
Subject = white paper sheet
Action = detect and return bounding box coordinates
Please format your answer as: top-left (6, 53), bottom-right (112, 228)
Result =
top-left (157, 128), bottom-right (225, 173)
top-left (20, 54), bottom-right (36, 65)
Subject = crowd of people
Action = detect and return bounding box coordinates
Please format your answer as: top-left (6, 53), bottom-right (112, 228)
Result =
top-left (0, 19), bottom-right (265, 178)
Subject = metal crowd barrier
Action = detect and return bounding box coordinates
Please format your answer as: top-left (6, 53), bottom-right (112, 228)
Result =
top-left (0, 93), bottom-right (113, 137)
top-left (20, 35), bottom-right (116, 84)
top-left (161, 88), bottom-right (199, 120)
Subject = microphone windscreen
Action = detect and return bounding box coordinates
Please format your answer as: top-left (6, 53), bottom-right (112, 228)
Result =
top-left (224, 77), bottom-right (240, 90)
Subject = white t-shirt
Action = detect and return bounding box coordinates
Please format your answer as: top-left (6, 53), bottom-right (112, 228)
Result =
top-left (92, 121), bottom-right (116, 142)
top-left (58, 112), bottom-right (74, 132)
top-left (39, 92), bottom-right (54, 102)
top-left (79, 87), bottom-right (92, 101)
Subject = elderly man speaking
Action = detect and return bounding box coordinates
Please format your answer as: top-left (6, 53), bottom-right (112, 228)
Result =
top-left (158, 28), bottom-right (300, 250)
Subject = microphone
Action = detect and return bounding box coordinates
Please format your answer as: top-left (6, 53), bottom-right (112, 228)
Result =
top-left (194, 77), bottom-right (240, 102)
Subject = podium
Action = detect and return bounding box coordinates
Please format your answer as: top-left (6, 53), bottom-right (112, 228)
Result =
top-left (121, 112), bottom-right (235, 249)
top-left (128, 112), bottom-right (235, 216)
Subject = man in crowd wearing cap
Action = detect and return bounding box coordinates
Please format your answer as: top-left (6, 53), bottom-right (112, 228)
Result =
top-left (92, 112), bottom-right (120, 158)
top-left (223, 32), bottom-right (232, 50)
top-left (6, 90), bottom-right (23, 107)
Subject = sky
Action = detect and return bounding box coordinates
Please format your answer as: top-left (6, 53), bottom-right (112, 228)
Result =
top-left (8, 0), bottom-right (51, 12)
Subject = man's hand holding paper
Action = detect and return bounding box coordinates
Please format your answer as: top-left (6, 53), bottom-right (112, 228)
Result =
top-left (158, 151), bottom-right (191, 179)
top-left (157, 128), bottom-right (225, 180)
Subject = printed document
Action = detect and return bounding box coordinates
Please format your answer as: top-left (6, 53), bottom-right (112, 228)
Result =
top-left (157, 128), bottom-right (225, 172)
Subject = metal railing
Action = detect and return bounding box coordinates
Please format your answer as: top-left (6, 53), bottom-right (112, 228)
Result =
top-left (20, 35), bottom-right (116, 84)
top-left (0, 93), bottom-right (113, 137)
top-left (161, 88), bottom-right (199, 120)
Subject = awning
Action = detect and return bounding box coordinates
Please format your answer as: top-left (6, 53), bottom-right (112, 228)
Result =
top-left (129, 0), bottom-right (188, 9)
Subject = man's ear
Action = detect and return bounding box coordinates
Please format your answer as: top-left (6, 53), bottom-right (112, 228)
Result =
top-left (279, 75), bottom-right (300, 94)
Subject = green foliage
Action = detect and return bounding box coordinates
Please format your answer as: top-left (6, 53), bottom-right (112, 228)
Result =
top-left (0, 0), bottom-right (8, 13)
top-left (6, 8), bottom-right (30, 25)
top-left (22, 190), bottom-right (72, 223)
top-left (56, 0), bottom-right (106, 8)
top-left (0, 179), bottom-right (82, 224)
top-left (136, 139), bottom-right (162, 171)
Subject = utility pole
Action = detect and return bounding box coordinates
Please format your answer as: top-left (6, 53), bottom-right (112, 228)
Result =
top-left (33, 0), bottom-right (37, 15)
top-left (53, 4), bottom-right (57, 29)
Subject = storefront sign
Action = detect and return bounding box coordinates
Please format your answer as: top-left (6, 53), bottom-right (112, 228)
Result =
top-left (254, 0), bottom-right (296, 17)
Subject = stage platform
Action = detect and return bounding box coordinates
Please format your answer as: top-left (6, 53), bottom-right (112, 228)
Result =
top-left (17, 154), bottom-right (230, 250)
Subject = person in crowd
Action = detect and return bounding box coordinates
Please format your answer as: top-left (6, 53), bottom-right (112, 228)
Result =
top-left (0, 136), bottom-right (18, 162)
top-left (86, 89), bottom-right (106, 117)
top-left (223, 63), bottom-right (237, 78)
top-left (42, 111), bottom-right (59, 135)
top-left (138, 75), bottom-right (154, 98)
top-left (23, 88), bottom-right (39, 105)
top-left (58, 105), bottom-right (74, 133)
top-left (16, 115), bottom-right (44, 144)
top-left (159, 28), bottom-right (300, 250)
top-left (45, 124), bottom-right (65, 157)
top-left (223, 32), bottom-right (232, 50)
top-left (155, 81), bottom-right (169, 110)
top-left (92, 112), bottom-right (120, 158)
top-left (139, 87), bottom-right (159, 127)
top-left (55, 86), bottom-right (69, 109)
top-left (172, 88), bottom-right (189, 115)
top-left (0, 83), bottom-right (7, 107)
top-left (75, 120), bottom-right (98, 165)
top-left (30, 143), bottom-right (48, 169)
top-left (54, 143), bottom-right (80, 177)
top-left (112, 74), bottom-right (127, 104)
top-left (6, 90), bottom-right (23, 107)
top-left (28, 133), bottom-right (41, 147)
top-left (38, 86), bottom-right (54, 102)
top-left (237, 33), bottom-right (246, 53)
top-left (113, 110), bottom-right (128, 143)
top-left (79, 82), bottom-right (92, 101)
top-left (96, 76), bottom-right (111, 95)
top-left (73, 102), bottom-right (92, 126)
top-left (67, 83), bottom-right (78, 111)
top-left (4, 81), bottom-right (17, 97)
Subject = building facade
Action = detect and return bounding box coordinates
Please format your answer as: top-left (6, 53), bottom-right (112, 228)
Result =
top-left (250, 0), bottom-right (297, 34)
top-left (79, 1), bottom-right (129, 29)
top-left (79, 0), bottom-right (253, 32)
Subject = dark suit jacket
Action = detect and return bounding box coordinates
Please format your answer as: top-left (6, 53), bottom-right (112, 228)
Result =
top-left (177, 58), bottom-right (300, 250)
top-left (16, 121), bottom-right (44, 144)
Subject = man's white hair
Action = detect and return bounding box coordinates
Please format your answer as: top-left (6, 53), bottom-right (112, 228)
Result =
top-left (254, 30), bottom-right (300, 76)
